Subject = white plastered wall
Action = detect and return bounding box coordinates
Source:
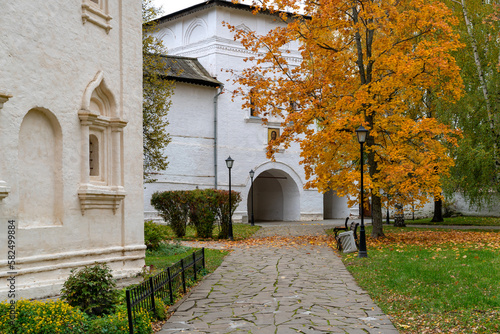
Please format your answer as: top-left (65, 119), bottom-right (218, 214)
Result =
top-left (0, 0), bottom-right (144, 299)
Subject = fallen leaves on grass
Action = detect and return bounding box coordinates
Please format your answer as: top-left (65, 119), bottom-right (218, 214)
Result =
top-left (368, 230), bottom-right (500, 250)
top-left (393, 309), bottom-right (500, 334)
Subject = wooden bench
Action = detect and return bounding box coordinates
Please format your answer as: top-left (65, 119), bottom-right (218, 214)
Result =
top-left (333, 217), bottom-right (359, 251)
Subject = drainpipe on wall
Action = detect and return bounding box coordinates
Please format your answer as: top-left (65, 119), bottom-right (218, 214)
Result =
top-left (214, 85), bottom-right (223, 189)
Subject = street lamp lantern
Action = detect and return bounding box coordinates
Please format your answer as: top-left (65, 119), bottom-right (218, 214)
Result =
top-left (249, 169), bottom-right (255, 226)
top-left (225, 156), bottom-right (234, 240)
top-left (225, 156), bottom-right (234, 169)
top-left (356, 125), bottom-right (369, 143)
top-left (356, 125), bottom-right (368, 258)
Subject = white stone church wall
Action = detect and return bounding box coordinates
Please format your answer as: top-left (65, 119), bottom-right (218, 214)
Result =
top-left (144, 82), bottom-right (218, 219)
top-left (0, 0), bottom-right (144, 299)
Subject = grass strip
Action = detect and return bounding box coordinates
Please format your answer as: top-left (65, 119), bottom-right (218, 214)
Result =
top-left (145, 243), bottom-right (229, 272)
top-left (333, 228), bottom-right (500, 333)
top-left (153, 223), bottom-right (261, 241)
top-left (408, 216), bottom-right (500, 226)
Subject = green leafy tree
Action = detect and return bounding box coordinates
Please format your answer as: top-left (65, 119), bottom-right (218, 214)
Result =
top-left (439, 0), bottom-right (500, 208)
top-left (143, 0), bottom-right (174, 182)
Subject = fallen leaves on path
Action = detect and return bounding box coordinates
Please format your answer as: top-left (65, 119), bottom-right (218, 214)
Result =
top-left (178, 235), bottom-right (333, 250)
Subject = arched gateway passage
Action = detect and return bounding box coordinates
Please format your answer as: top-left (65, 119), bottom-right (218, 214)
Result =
top-left (247, 169), bottom-right (300, 222)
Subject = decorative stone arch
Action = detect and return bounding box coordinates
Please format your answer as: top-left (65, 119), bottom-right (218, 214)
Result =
top-left (245, 161), bottom-right (302, 222)
top-left (236, 23), bottom-right (251, 33)
top-left (184, 18), bottom-right (208, 45)
top-left (78, 71), bottom-right (127, 214)
top-left (158, 28), bottom-right (175, 44)
top-left (18, 108), bottom-right (63, 227)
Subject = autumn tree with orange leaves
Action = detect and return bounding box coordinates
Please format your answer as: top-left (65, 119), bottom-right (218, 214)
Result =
top-left (226, 0), bottom-right (464, 238)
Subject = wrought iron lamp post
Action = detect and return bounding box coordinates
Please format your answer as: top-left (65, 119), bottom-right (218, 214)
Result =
top-left (356, 125), bottom-right (369, 258)
top-left (249, 169), bottom-right (255, 226)
top-left (225, 156), bottom-right (234, 240)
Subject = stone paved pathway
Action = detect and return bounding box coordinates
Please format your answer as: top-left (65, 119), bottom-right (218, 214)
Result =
top-left (159, 221), bottom-right (399, 334)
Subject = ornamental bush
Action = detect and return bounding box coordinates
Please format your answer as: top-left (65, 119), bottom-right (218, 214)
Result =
top-left (215, 190), bottom-right (242, 239)
top-left (188, 189), bottom-right (218, 238)
top-left (61, 263), bottom-right (119, 317)
top-left (151, 189), bottom-right (241, 239)
top-left (144, 220), bottom-right (169, 250)
top-left (151, 191), bottom-right (190, 237)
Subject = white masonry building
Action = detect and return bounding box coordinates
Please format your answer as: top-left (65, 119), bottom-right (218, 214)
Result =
top-left (0, 0), bottom-right (145, 299)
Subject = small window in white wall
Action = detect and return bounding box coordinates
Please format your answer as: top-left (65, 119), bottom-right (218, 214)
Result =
top-left (89, 134), bottom-right (99, 177)
top-left (250, 88), bottom-right (259, 117)
top-left (78, 71), bottom-right (127, 214)
top-left (82, 0), bottom-right (112, 33)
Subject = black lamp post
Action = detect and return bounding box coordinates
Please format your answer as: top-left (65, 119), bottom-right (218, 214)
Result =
top-left (356, 125), bottom-right (369, 258)
top-left (225, 156), bottom-right (234, 240)
top-left (249, 169), bottom-right (255, 226)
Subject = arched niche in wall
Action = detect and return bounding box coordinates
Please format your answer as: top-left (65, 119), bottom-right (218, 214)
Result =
top-left (158, 28), bottom-right (175, 46)
top-left (184, 18), bottom-right (208, 45)
top-left (18, 108), bottom-right (63, 228)
top-left (78, 71), bottom-right (127, 214)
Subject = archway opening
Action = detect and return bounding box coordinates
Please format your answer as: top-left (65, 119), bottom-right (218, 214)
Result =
top-left (323, 190), bottom-right (349, 219)
top-left (247, 169), bottom-right (300, 222)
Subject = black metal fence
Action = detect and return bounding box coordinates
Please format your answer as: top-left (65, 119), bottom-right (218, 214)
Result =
top-left (125, 248), bottom-right (205, 334)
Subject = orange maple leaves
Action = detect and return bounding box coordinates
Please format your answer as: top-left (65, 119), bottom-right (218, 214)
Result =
top-left (226, 0), bottom-right (464, 212)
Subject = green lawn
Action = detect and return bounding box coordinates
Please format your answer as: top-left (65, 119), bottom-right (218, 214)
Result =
top-left (156, 223), bottom-right (261, 241)
top-left (336, 227), bottom-right (500, 333)
top-left (145, 243), bottom-right (229, 273)
top-left (408, 216), bottom-right (500, 226)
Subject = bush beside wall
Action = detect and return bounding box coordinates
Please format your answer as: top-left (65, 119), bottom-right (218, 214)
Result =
top-left (151, 189), bottom-right (242, 239)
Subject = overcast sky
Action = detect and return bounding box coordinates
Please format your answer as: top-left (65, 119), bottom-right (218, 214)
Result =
top-left (152, 0), bottom-right (205, 16)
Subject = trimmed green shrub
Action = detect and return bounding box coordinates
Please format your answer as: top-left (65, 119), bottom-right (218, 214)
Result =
top-left (215, 190), bottom-right (242, 239)
top-left (151, 189), bottom-right (241, 239)
top-left (61, 263), bottom-right (119, 317)
top-left (144, 220), bottom-right (168, 250)
top-left (151, 191), bottom-right (190, 237)
top-left (188, 189), bottom-right (218, 238)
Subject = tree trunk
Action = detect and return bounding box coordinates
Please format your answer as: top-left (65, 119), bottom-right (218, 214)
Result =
top-left (367, 124), bottom-right (384, 238)
top-left (431, 198), bottom-right (444, 222)
top-left (371, 193), bottom-right (384, 237)
top-left (394, 204), bottom-right (406, 227)
top-left (457, 0), bottom-right (499, 171)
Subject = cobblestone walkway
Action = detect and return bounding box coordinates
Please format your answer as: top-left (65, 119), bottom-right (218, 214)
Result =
top-left (159, 222), bottom-right (398, 334)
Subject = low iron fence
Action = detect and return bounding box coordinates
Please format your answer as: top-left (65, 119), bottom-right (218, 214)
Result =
top-left (125, 248), bottom-right (205, 334)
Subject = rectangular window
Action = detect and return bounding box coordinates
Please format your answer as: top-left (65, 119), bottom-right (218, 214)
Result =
top-left (82, 0), bottom-right (112, 33)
